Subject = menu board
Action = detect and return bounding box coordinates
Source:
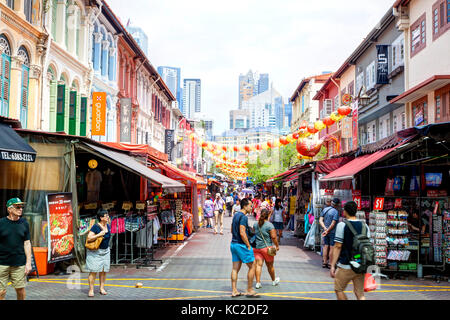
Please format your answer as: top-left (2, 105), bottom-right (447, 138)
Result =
top-left (46, 193), bottom-right (74, 263)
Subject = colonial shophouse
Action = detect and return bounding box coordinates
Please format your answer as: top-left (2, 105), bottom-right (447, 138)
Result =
top-left (0, 0), bottom-right (46, 130)
top-left (391, 0), bottom-right (450, 125)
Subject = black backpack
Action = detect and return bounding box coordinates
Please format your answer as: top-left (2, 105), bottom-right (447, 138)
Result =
top-left (344, 220), bottom-right (375, 274)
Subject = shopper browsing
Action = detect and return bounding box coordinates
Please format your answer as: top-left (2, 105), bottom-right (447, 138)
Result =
top-left (203, 195), bottom-right (214, 229)
top-left (226, 194), bottom-right (234, 217)
top-left (271, 199), bottom-right (285, 242)
top-left (86, 209), bottom-right (111, 298)
top-left (319, 198), bottom-right (340, 268)
top-left (0, 198), bottom-right (32, 300)
top-left (213, 193), bottom-right (225, 235)
top-left (230, 198), bottom-right (258, 298)
top-left (330, 201), bottom-right (371, 300)
top-left (253, 208), bottom-right (280, 289)
top-left (231, 199), bottom-right (241, 218)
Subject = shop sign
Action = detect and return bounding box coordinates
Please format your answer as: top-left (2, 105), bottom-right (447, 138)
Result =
top-left (376, 45), bottom-right (389, 85)
top-left (122, 202), bottom-right (133, 210)
top-left (0, 151), bottom-right (35, 162)
top-left (165, 129), bottom-right (175, 161)
top-left (352, 102), bottom-right (358, 150)
top-left (136, 202), bottom-right (146, 210)
top-left (427, 190), bottom-right (447, 197)
top-left (414, 109), bottom-right (424, 126)
top-left (46, 193), bottom-right (74, 263)
top-left (324, 189), bottom-right (334, 196)
top-left (353, 196), bottom-right (362, 210)
top-left (352, 190), bottom-right (361, 197)
top-left (394, 198), bottom-right (402, 208)
top-left (373, 197), bottom-right (385, 211)
top-left (120, 98), bottom-right (132, 142)
top-left (92, 92), bottom-right (107, 136)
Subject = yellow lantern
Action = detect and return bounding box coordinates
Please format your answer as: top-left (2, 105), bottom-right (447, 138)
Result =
top-left (273, 140), bottom-right (281, 148)
top-left (88, 159), bottom-right (98, 169)
top-left (314, 121), bottom-right (326, 131)
top-left (330, 112), bottom-right (340, 122)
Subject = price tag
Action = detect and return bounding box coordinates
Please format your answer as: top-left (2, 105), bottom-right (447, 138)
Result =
top-left (136, 202), bottom-right (146, 210)
top-left (373, 198), bottom-right (385, 211)
top-left (84, 203), bottom-right (97, 210)
top-left (394, 198), bottom-right (402, 209)
top-left (122, 202), bottom-right (133, 210)
top-left (353, 196), bottom-right (362, 210)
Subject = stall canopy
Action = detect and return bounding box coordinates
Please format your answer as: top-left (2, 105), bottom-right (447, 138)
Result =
top-left (266, 169), bottom-right (296, 183)
top-left (76, 142), bottom-right (185, 193)
top-left (319, 144), bottom-right (404, 182)
top-left (0, 123), bottom-right (37, 162)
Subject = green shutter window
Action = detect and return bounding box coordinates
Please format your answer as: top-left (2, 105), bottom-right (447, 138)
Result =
top-left (80, 97), bottom-right (87, 136)
top-left (56, 84), bottom-right (65, 132)
top-left (1, 56), bottom-right (10, 117)
top-left (20, 66), bottom-right (29, 128)
top-left (69, 91), bottom-right (77, 135)
top-left (52, 0), bottom-right (57, 40)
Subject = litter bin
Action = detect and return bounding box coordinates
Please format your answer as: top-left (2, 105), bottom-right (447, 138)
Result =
top-left (31, 247), bottom-right (54, 276)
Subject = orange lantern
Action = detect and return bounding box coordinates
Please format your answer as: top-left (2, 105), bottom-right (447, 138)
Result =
top-left (296, 139), bottom-right (323, 158)
top-left (307, 124), bottom-right (319, 134)
top-left (244, 145), bottom-right (250, 152)
top-left (233, 146), bottom-right (238, 152)
top-left (293, 132), bottom-right (300, 140)
top-left (280, 137), bottom-right (289, 145)
top-left (337, 106), bottom-right (352, 116)
top-left (322, 117), bottom-right (335, 126)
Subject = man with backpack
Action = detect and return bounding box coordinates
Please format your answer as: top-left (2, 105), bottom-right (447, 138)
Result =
top-left (330, 201), bottom-right (373, 300)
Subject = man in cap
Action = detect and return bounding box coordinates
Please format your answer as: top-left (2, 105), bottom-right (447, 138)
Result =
top-left (0, 198), bottom-right (32, 300)
top-left (319, 198), bottom-right (341, 269)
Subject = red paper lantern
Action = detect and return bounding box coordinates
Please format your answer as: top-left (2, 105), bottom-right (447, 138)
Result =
top-left (279, 137), bottom-right (289, 145)
top-left (322, 117), bottom-right (335, 126)
top-left (256, 144), bottom-right (262, 151)
top-left (201, 142), bottom-right (208, 148)
top-left (222, 145), bottom-right (227, 152)
top-left (233, 146), bottom-right (238, 152)
top-left (244, 145), bottom-right (250, 152)
top-left (293, 132), bottom-right (300, 140)
top-left (307, 124), bottom-right (319, 134)
top-left (337, 106), bottom-right (352, 116)
top-left (296, 139), bottom-right (323, 158)
top-left (299, 121), bottom-right (308, 130)
top-left (267, 141), bottom-right (274, 149)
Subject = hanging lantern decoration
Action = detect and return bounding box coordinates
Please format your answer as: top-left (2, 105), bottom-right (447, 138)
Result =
top-left (233, 146), bottom-right (239, 152)
top-left (244, 145), bottom-right (250, 153)
top-left (322, 117), bottom-right (335, 126)
top-left (222, 145), bottom-right (228, 152)
top-left (314, 121), bottom-right (326, 131)
top-left (249, 144), bottom-right (256, 152)
top-left (286, 134), bottom-right (295, 143)
top-left (292, 132), bottom-right (300, 140)
top-left (307, 124), bottom-right (319, 134)
top-left (267, 141), bottom-right (274, 149)
top-left (299, 121), bottom-right (308, 130)
top-left (273, 140), bottom-right (281, 148)
top-left (262, 143), bottom-right (269, 150)
top-left (256, 144), bottom-right (262, 151)
top-left (202, 142), bottom-right (208, 148)
top-left (330, 112), bottom-right (341, 122)
top-left (337, 105), bottom-right (352, 116)
top-left (296, 139), bottom-right (324, 158)
top-left (280, 137), bottom-right (289, 145)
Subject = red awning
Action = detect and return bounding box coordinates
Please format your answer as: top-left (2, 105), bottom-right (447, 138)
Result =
top-left (319, 145), bottom-right (401, 182)
top-left (102, 142), bottom-right (168, 162)
top-left (267, 169), bottom-right (295, 183)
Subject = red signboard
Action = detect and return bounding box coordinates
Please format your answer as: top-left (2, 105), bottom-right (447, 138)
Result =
top-left (352, 103), bottom-right (358, 150)
top-left (325, 189), bottom-right (334, 196)
top-left (352, 190), bottom-right (361, 197)
top-left (373, 197), bottom-right (385, 211)
top-left (353, 196), bottom-right (362, 210)
top-left (394, 198), bottom-right (402, 208)
top-left (46, 193), bottom-right (74, 263)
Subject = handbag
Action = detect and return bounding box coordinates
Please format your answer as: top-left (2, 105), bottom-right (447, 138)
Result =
top-left (85, 224), bottom-right (104, 251)
top-left (258, 223), bottom-right (277, 257)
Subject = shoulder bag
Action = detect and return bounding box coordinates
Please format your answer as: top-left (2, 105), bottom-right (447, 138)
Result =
top-left (85, 224), bottom-right (104, 251)
top-left (258, 223), bottom-right (277, 256)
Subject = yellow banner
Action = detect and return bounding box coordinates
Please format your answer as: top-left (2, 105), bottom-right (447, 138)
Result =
top-left (92, 92), bottom-right (107, 136)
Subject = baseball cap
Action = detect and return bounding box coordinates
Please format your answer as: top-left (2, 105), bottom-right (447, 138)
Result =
top-left (332, 198), bottom-right (341, 205)
top-left (6, 198), bottom-right (25, 208)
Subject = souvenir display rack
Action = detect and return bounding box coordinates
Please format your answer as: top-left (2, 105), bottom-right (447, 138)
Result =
top-left (369, 211), bottom-right (387, 268)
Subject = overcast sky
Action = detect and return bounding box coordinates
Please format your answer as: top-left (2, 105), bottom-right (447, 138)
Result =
top-left (107, 0), bottom-right (395, 135)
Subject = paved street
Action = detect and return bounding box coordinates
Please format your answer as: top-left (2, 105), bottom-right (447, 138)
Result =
top-left (5, 215), bottom-right (450, 300)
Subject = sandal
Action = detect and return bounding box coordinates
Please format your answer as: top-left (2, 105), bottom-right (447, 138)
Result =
top-left (231, 292), bottom-right (243, 298)
top-left (88, 292), bottom-right (94, 298)
top-left (245, 291), bottom-right (260, 298)
top-left (100, 290), bottom-right (108, 295)
top-left (322, 263), bottom-right (328, 268)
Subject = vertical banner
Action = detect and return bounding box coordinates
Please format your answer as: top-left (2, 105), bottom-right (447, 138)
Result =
top-left (352, 102), bottom-right (358, 150)
top-left (46, 193), bottom-right (74, 263)
top-left (165, 129), bottom-right (175, 161)
top-left (376, 45), bottom-right (389, 85)
top-left (120, 98), bottom-right (132, 142)
top-left (91, 92), bottom-right (106, 136)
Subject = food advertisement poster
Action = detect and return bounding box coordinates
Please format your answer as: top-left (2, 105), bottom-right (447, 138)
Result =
top-left (46, 193), bottom-right (74, 263)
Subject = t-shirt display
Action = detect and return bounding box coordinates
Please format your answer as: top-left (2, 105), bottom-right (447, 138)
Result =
top-left (0, 217), bottom-right (31, 266)
top-left (85, 169), bottom-right (103, 202)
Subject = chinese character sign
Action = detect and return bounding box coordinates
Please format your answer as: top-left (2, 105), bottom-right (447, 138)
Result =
top-left (120, 98), bottom-right (132, 142)
top-left (376, 45), bottom-right (389, 85)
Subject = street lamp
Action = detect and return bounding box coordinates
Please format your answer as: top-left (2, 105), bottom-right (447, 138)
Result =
top-left (357, 86), bottom-right (371, 108)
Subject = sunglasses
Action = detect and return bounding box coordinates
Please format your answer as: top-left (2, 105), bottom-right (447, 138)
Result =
top-left (13, 206), bottom-right (24, 210)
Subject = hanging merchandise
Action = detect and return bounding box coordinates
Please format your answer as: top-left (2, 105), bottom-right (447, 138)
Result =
top-left (443, 209), bottom-right (450, 264)
top-left (369, 211), bottom-right (387, 267)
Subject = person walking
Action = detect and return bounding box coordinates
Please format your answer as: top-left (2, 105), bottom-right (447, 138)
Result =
top-left (226, 193), bottom-right (234, 217)
top-left (86, 209), bottom-right (111, 297)
top-left (0, 198), bottom-right (32, 300)
top-left (203, 195), bottom-right (214, 229)
top-left (330, 201), bottom-right (370, 300)
top-left (230, 198), bottom-right (258, 298)
top-left (213, 193), bottom-right (225, 235)
top-left (319, 198), bottom-right (340, 268)
top-left (231, 199), bottom-right (241, 218)
top-left (253, 208), bottom-right (280, 289)
top-left (271, 199), bottom-right (284, 241)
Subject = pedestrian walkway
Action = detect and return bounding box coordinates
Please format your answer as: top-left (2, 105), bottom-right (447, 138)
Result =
top-left (6, 215), bottom-right (450, 300)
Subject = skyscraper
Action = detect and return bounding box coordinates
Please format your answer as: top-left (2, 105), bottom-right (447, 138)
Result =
top-left (157, 66), bottom-right (183, 113)
top-left (127, 26), bottom-right (149, 57)
top-left (258, 74), bottom-right (269, 94)
top-left (183, 79), bottom-right (201, 119)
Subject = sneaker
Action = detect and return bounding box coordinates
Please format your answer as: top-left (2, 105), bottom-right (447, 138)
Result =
top-left (255, 282), bottom-right (262, 289)
top-left (272, 277), bottom-right (280, 286)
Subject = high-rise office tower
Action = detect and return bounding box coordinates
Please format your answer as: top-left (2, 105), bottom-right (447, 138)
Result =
top-left (183, 79), bottom-right (201, 119)
top-left (239, 70), bottom-right (256, 108)
top-left (258, 74), bottom-right (269, 94)
top-left (127, 26), bottom-right (149, 57)
top-left (157, 66), bottom-right (183, 113)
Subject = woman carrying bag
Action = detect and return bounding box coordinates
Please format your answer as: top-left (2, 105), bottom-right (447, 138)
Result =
top-left (85, 209), bottom-right (111, 297)
top-left (252, 208), bottom-right (280, 289)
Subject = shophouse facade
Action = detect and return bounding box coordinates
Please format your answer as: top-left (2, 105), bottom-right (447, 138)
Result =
top-left (392, 0), bottom-right (450, 125)
top-left (0, 0), bottom-right (46, 130)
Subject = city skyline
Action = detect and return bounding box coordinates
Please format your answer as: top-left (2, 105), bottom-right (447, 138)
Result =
top-left (108, 0), bottom-right (396, 135)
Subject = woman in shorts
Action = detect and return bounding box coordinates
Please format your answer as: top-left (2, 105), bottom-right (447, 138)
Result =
top-left (271, 199), bottom-right (285, 241)
top-left (252, 209), bottom-right (280, 289)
